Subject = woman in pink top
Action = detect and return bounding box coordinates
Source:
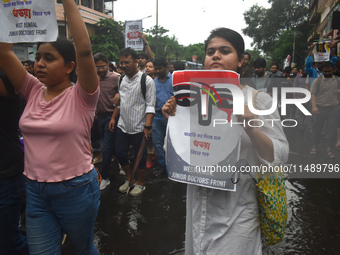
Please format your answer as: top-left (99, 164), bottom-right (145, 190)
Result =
top-left (0, 0), bottom-right (100, 254)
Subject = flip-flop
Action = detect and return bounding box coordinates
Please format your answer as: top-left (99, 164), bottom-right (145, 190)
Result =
top-left (129, 185), bottom-right (146, 196)
top-left (336, 145), bottom-right (340, 151)
top-left (327, 150), bottom-right (336, 159)
top-left (119, 180), bottom-right (134, 193)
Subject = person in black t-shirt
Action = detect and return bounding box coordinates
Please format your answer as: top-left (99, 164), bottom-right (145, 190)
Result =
top-left (0, 71), bottom-right (29, 255)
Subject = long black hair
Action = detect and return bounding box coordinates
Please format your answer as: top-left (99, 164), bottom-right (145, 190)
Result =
top-left (204, 28), bottom-right (245, 73)
top-left (37, 38), bottom-right (77, 83)
top-left (204, 27), bottom-right (244, 59)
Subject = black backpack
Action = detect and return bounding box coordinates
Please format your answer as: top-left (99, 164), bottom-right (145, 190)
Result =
top-left (118, 73), bottom-right (147, 99)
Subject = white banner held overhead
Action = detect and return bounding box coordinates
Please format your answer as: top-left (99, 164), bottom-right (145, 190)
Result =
top-left (0, 0), bottom-right (57, 43)
top-left (313, 42), bottom-right (331, 62)
top-left (125, 20), bottom-right (143, 51)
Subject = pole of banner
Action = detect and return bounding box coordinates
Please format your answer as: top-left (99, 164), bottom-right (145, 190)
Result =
top-left (64, 5), bottom-right (67, 39)
top-left (156, 0), bottom-right (159, 58)
top-left (292, 32), bottom-right (296, 64)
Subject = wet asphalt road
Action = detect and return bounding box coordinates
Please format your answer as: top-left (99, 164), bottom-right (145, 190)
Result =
top-left (62, 126), bottom-right (340, 255)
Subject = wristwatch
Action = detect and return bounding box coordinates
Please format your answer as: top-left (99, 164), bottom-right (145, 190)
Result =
top-left (144, 42), bottom-right (149, 46)
top-left (144, 125), bottom-right (152, 130)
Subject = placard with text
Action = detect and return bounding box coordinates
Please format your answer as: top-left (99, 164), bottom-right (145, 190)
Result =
top-left (166, 70), bottom-right (243, 191)
top-left (313, 42), bottom-right (331, 62)
top-left (124, 19), bottom-right (143, 51)
top-left (0, 0), bottom-right (57, 43)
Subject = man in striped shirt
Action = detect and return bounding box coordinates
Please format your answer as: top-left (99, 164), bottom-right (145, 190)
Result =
top-left (310, 61), bottom-right (340, 158)
top-left (109, 48), bottom-right (156, 196)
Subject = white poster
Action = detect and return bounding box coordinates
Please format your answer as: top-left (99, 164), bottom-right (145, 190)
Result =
top-left (125, 20), bottom-right (143, 51)
top-left (166, 70), bottom-right (243, 191)
top-left (0, 0), bottom-right (57, 43)
top-left (313, 42), bottom-right (331, 62)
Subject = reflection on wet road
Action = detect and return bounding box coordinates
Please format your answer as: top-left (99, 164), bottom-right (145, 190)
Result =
top-left (62, 127), bottom-right (340, 254)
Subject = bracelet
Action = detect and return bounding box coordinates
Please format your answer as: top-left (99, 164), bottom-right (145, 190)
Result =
top-left (144, 125), bottom-right (152, 130)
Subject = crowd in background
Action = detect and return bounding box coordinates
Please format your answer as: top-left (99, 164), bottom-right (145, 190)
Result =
top-left (241, 43), bottom-right (340, 158)
top-left (1, 3), bottom-right (339, 252)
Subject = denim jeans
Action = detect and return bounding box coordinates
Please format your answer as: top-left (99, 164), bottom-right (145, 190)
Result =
top-left (0, 174), bottom-right (29, 255)
top-left (312, 105), bottom-right (340, 147)
top-left (25, 168), bottom-right (100, 255)
top-left (115, 127), bottom-right (147, 169)
top-left (91, 117), bottom-right (101, 153)
top-left (152, 113), bottom-right (167, 170)
top-left (92, 113), bottom-right (116, 179)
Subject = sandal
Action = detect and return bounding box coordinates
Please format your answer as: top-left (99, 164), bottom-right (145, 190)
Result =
top-left (129, 185), bottom-right (146, 196)
top-left (327, 150), bottom-right (336, 159)
top-left (336, 145), bottom-right (340, 151)
top-left (310, 147), bottom-right (317, 155)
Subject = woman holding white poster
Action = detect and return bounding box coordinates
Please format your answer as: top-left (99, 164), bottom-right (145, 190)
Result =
top-left (0, 0), bottom-right (100, 254)
top-left (162, 28), bottom-right (289, 254)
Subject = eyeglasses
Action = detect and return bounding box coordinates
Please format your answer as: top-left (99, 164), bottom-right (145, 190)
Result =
top-left (96, 65), bottom-right (107, 70)
top-left (118, 61), bottom-right (131, 66)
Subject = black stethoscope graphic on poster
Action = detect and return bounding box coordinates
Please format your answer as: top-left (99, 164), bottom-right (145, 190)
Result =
top-left (173, 82), bottom-right (234, 126)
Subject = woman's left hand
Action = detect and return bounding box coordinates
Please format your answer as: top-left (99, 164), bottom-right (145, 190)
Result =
top-left (162, 96), bottom-right (177, 120)
top-left (237, 105), bottom-right (275, 162)
top-left (236, 105), bottom-right (256, 133)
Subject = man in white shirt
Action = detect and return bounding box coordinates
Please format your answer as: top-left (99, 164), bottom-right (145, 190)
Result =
top-left (109, 47), bottom-right (156, 196)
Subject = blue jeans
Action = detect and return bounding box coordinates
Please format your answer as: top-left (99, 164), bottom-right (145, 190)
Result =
top-left (152, 113), bottom-right (167, 170)
top-left (312, 105), bottom-right (340, 147)
top-left (25, 168), bottom-right (100, 255)
top-left (115, 127), bottom-right (147, 169)
top-left (0, 174), bottom-right (29, 255)
top-left (92, 113), bottom-right (116, 179)
top-left (91, 117), bottom-right (101, 153)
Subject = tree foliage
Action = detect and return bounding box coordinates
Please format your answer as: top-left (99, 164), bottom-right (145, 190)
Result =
top-left (144, 26), bottom-right (206, 63)
top-left (273, 30), bottom-right (308, 67)
top-left (243, 5), bottom-right (268, 50)
top-left (144, 26), bottom-right (184, 60)
top-left (245, 48), bottom-right (264, 65)
top-left (144, 26), bottom-right (169, 37)
top-left (183, 43), bottom-right (205, 63)
top-left (243, 0), bottom-right (310, 65)
top-left (91, 18), bottom-right (125, 62)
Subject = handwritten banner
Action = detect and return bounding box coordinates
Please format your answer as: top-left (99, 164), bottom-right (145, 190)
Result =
top-left (166, 70), bottom-right (243, 191)
top-left (124, 20), bottom-right (143, 51)
top-left (0, 0), bottom-right (57, 43)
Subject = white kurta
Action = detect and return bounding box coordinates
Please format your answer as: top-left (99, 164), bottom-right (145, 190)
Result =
top-left (184, 85), bottom-right (289, 255)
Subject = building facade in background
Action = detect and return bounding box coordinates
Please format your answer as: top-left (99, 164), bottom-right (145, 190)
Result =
top-left (308, 0), bottom-right (340, 50)
top-left (15, 0), bottom-right (116, 61)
